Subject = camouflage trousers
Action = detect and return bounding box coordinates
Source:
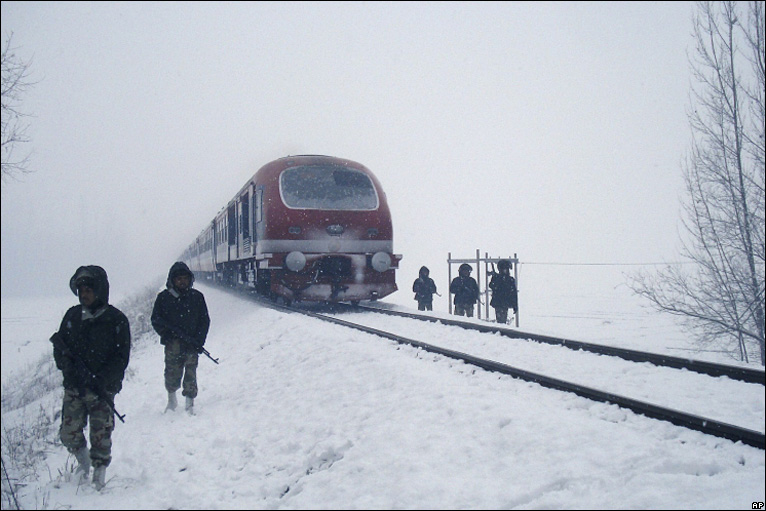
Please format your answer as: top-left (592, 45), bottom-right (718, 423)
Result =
top-left (454, 303), bottom-right (475, 317)
top-left (59, 388), bottom-right (115, 468)
top-left (494, 307), bottom-right (509, 324)
top-left (164, 338), bottom-right (199, 398)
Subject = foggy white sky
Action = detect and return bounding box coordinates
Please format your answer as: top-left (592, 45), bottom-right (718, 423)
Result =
top-left (1, 1), bottom-right (695, 300)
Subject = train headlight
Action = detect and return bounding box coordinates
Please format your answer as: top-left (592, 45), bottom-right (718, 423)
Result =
top-left (285, 251), bottom-right (307, 272)
top-left (371, 252), bottom-right (391, 272)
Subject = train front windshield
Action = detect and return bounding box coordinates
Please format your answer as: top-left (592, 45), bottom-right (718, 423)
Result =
top-left (280, 165), bottom-right (379, 210)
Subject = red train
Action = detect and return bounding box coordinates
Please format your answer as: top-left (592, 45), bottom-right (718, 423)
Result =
top-left (181, 155), bottom-right (402, 304)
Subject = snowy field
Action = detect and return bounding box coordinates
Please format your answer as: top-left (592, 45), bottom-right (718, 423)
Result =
top-left (1, 265), bottom-right (764, 509)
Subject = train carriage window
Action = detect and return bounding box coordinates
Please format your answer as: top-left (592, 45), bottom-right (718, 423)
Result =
top-left (280, 165), bottom-right (378, 210)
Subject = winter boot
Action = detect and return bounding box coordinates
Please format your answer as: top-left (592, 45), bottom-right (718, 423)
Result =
top-left (185, 396), bottom-right (194, 415)
top-left (73, 445), bottom-right (91, 481)
top-left (165, 391), bottom-right (177, 412)
top-left (92, 465), bottom-right (106, 491)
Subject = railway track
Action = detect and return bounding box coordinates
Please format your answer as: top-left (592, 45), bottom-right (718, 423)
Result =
top-left (346, 303), bottom-right (766, 385)
top-left (232, 288), bottom-right (765, 449)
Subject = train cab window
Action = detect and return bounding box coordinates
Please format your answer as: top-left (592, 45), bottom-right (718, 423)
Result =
top-left (280, 165), bottom-right (378, 210)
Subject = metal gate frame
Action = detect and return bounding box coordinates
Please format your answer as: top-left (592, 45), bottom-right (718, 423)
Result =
top-left (447, 249), bottom-right (519, 326)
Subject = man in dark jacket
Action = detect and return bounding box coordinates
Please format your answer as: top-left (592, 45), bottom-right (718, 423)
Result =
top-left (412, 266), bottom-right (438, 311)
top-left (489, 259), bottom-right (518, 324)
top-left (151, 261), bottom-right (210, 414)
top-left (450, 263), bottom-right (480, 317)
top-left (51, 265), bottom-right (130, 490)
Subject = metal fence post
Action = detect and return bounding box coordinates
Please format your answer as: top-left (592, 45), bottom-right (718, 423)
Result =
top-left (475, 249), bottom-right (481, 319)
top-left (514, 252), bottom-right (519, 327)
top-left (447, 252), bottom-right (452, 316)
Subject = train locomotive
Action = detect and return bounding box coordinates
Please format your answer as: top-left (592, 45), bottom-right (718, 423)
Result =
top-left (181, 155), bottom-right (401, 304)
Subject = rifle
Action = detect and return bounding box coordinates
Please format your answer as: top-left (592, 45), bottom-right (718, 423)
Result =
top-left (154, 319), bottom-right (219, 364)
top-left (49, 333), bottom-right (126, 423)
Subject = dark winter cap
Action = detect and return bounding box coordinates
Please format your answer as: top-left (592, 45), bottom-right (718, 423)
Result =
top-left (75, 275), bottom-right (96, 289)
top-left (166, 261), bottom-right (195, 289)
top-left (68, 265), bottom-right (110, 304)
top-left (71, 267), bottom-right (97, 291)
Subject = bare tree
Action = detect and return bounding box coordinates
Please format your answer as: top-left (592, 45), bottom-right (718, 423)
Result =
top-left (629, 1), bottom-right (765, 365)
top-left (1, 32), bottom-right (34, 182)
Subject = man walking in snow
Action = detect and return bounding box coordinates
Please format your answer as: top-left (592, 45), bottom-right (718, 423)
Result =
top-left (151, 261), bottom-right (210, 415)
top-left (51, 265), bottom-right (131, 491)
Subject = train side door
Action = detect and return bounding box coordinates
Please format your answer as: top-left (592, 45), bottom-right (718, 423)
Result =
top-left (240, 188), bottom-right (251, 256)
top-left (227, 204), bottom-right (236, 261)
top-left (254, 187), bottom-right (264, 242)
top-left (211, 220), bottom-right (217, 269)
top-left (248, 183), bottom-right (255, 242)
top-left (237, 197), bottom-right (242, 258)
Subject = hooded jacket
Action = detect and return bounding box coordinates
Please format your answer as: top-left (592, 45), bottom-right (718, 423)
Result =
top-left (489, 272), bottom-right (518, 311)
top-left (53, 265), bottom-right (131, 394)
top-left (412, 267), bottom-right (437, 303)
top-left (450, 265), bottom-right (479, 307)
top-left (151, 262), bottom-right (210, 350)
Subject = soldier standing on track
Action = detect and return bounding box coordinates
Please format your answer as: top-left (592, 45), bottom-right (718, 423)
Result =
top-left (450, 263), bottom-right (480, 317)
top-left (51, 265), bottom-right (131, 491)
top-left (489, 259), bottom-right (518, 324)
top-left (412, 266), bottom-right (438, 311)
top-left (152, 261), bottom-right (210, 415)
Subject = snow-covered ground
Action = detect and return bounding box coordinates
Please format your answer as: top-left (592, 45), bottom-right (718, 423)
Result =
top-left (1, 265), bottom-right (764, 509)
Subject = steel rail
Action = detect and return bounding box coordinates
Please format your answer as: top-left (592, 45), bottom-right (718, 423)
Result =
top-left (209, 287), bottom-right (765, 449)
top-left (293, 305), bottom-right (765, 450)
top-left (342, 304), bottom-right (765, 385)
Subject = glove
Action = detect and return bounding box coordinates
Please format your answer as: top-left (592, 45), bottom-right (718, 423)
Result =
top-left (196, 344), bottom-right (205, 354)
